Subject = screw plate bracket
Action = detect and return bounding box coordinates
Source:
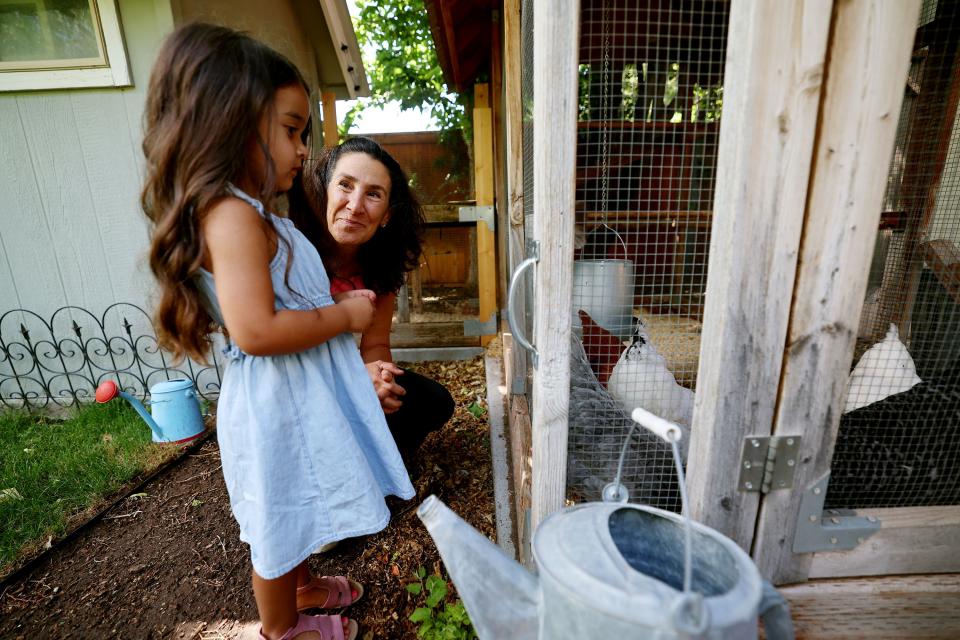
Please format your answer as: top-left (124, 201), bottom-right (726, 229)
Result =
top-left (793, 472), bottom-right (881, 553)
top-left (459, 205), bottom-right (495, 232)
top-left (464, 313), bottom-right (498, 336)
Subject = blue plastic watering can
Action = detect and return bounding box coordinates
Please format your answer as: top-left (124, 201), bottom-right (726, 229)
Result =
top-left (95, 378), bottom-right (205, 444)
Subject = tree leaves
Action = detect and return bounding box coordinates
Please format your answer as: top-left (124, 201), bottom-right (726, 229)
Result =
top-left (343, 0), bottom-right (471, 141)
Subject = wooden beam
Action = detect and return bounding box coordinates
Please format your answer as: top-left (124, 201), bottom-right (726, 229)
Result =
top-left (752, 0), bottom-right (921, 585)
top-left (530, 0), bottom-right (578, 529)
top-left (892, 0), bottom-right (960, 336)
top-left (809, 506), bottom-right (960, 578)
top-left (473, 83), bottom-right (498, 346)
top-left (422, 204), bottom-right (464, 224)
top-left (772, 574), bottom-right (960, 639)
top-left (320, 90), bottom-right (338, 147)
top-left (503, 0), bottom-right (527, 395)
top-left (408, 266), bottom-right (423, 314)
top-left (440, 0), bottom-right (463, 90)
top-left (396, 281), bottom-right (410, 323)
top-left (491, 9), bottom-right (508, 316)
top-left (686, 0), bottom-right (834, 549)
top-left (389, 321), bottom-right (479, 348)
top-left (921, 239), bottom-right (960, 304)
top-left (508, 388), bottom-right (533, 565)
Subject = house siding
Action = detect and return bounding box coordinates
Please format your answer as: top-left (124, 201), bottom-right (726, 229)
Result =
top-left (0, 0), bottom-right (173, 321)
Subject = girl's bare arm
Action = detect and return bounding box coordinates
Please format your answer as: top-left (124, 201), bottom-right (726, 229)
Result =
top-left (202, 198), bottom-right (373, 356)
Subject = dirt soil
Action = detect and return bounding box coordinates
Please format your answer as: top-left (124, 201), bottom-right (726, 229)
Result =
top-left (0, 358), bottom-right (495, 639)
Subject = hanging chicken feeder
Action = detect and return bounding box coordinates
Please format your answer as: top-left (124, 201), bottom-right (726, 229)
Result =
top-left (573, 225), bottom-right (635, 341)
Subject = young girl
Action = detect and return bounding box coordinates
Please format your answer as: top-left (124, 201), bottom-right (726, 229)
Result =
top-left (141, 24), bottom-right (414, 640)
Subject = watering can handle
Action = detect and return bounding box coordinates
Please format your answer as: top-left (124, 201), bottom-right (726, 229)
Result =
top-left (759, 580), bottom-right (795, 640)
top-left (508, 249), bottom-right (539, 368)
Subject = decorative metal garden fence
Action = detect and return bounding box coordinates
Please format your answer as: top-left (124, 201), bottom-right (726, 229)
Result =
top-left (0, 303), bottom-right (223, 411)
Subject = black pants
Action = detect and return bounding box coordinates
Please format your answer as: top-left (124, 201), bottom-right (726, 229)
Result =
top-left (386, 368), bottom-right (455, 466)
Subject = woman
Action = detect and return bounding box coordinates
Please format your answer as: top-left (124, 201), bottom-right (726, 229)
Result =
top-left (289, 137), bottom-right (455, 467)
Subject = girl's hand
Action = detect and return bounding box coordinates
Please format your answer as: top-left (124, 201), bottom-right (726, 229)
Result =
top-left (333, 288), bottom-right (376, 303)
top-left (366, 361), bottom-right (405, 414)
top-left (337, 296), bottom-right (376, 332)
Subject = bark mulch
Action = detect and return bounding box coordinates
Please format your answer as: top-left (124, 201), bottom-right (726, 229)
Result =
top-left (0, 357), bottom-right (494, 639)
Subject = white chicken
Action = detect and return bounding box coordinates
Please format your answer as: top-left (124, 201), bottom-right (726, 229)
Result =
top-left (844, 323), bottom-right (922, 413)
top-left (607, 319), bottom-right (694, 435)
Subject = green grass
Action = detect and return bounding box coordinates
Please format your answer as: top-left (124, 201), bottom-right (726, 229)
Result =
top-left (0, 402), bottom-right (178, 572)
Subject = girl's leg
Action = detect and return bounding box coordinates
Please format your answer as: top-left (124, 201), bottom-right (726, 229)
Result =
top-left (255, 564), bottom-right (357, 638)
top-left (295, 560), bottom-right (363, 610)
top-left (252, 568), bottom-right (304, 639)
top-left (295, 560), bottom-right (311, 588)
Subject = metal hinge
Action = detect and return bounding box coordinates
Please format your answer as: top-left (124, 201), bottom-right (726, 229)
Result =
top-left (459, 205), bottom-right (495, 232)
top-left (738, 435), bottom-right (802, 493)
top-left (464, 313), bottom-right (498, 336)
top-left (793, 472), bottom-right (881, 553)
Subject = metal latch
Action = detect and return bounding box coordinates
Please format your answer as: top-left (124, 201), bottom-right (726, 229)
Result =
top-left (793, 472), bottom-right (881, 553)
top-left (738, 435), bottom-right (801, 493)
top-left (464, 313), bottom-right (498, 336)
top-left (459, 205), bottom-right (495, 232)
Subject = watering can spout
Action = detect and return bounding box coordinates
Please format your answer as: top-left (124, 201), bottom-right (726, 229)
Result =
top-left (96, 380), bottom-right (165, 439)
top-left (417, 495), bottom-right (540, 640)
top-left (95, 379), bottom-right (204, 444)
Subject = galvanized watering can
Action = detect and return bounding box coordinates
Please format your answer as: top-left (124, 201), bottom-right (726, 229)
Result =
top-left (95, 379), bottom-right (205, 444)
top-left (418, 409), bottom-right (794, 639)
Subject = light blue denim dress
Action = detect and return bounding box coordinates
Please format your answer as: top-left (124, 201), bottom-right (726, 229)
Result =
top-left (196, 186), bottom-right (415, 580)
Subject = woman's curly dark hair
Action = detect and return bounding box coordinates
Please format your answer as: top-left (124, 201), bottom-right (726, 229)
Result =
top-left (288, 137), bottom-right (424, 295)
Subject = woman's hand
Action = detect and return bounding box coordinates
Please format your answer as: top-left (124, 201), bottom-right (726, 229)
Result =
top-left (366, 360), bottom-right (406, 414)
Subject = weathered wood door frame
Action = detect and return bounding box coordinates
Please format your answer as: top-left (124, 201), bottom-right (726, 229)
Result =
top-left (688, 0), bottom-right (930, 585)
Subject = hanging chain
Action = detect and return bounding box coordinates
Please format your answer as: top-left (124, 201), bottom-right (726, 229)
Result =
top-left (600, 0), bottom-right (611, 222)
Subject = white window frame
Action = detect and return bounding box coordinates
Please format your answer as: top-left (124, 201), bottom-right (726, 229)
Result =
top-left (0, 0), bottom-right (131, 92)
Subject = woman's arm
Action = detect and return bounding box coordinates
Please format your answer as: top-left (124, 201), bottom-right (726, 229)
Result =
top-left (358, 292), bottom-right (406, 413)
top-left (203, 198), bottom-right (374, 356)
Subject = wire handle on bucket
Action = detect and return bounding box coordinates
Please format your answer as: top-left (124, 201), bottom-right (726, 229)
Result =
top-left (583, 223), bottom-right (630, 261)
top-left (605, 406), bottom-right (709, 635)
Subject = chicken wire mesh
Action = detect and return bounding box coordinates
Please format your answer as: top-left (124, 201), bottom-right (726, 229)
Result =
top-left (827, 0), bottom-right (960, 509)
top-left (520, 0), bottom-right (535, 369)
top-left (564, 0), bottom-right (729, 511)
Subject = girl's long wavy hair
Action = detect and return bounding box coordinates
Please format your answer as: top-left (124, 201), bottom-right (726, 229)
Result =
top-left (141, 23), bottom-right (307, 363)
top-left (288, 137), bottom-right (424, 295)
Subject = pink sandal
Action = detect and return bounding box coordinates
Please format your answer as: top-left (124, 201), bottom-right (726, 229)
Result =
top-left (259, 613), bottom-right (358, 640)
top-left (296, 575), bottom-right (364, 611)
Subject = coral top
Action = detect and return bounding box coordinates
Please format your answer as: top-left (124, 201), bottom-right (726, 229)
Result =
top-left (329, 273), bottom-right (365, 296)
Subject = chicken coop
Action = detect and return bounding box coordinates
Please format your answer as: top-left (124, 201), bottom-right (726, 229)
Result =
top-left (478, 0), bottom-right (960, 597)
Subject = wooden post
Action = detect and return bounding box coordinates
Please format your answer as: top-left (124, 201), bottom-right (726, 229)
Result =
top-left (408, 265), bottom-right (423, 315)
top-left (530, 0), bottom-right (578, 529)
top-left (474, 83), bottom-right (497, 346)
top-left (491, 10), bottom-right (508, 315)
top-left (889, 0), bottom-right (960, 336)
top-left (686, 0), bottom-right (834, 549)
top-left (397, 280), bottom-right (411, 323)
top-left (320, 90), bottom-right (339, 148)
top-left (503, 0), bottom-right (527, 395)
top-left (752, 0), bottom-right (921, 585)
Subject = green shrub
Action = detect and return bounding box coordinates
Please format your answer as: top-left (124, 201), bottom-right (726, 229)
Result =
top-left (406, 565), bottom-right (477, 640)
